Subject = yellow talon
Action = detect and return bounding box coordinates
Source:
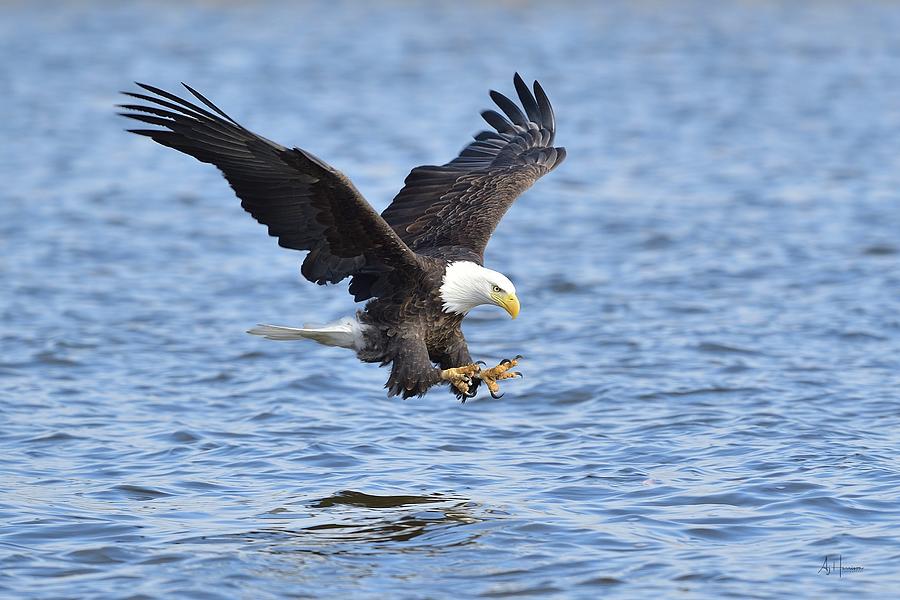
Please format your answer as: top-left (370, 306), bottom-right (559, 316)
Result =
top-left (477, 355), bottom-right (524, 399)
top-left (440, 364), bottom-right (480, 399)
top-left (441, 357), bottom-right (524, 400)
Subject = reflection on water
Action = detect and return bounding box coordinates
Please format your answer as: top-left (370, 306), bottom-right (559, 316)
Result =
top-left (312, 490), bottom-right (461, 510)
top-left (255, 491), bottom-right (481, 548)
top-left (3, 0), bottom-right (900, 598)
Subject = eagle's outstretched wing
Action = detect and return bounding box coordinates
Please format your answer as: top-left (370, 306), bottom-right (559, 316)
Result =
top-left (120, 84), bottom-right (420, 290)
top-left (380, 73), bottom-right (566, 263)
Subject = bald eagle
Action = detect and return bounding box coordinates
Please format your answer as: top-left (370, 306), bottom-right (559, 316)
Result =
top-left (120, 74), bottom-right (565, 400)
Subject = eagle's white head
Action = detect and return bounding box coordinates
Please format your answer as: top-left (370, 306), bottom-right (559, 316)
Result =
top-left (439, 261), bottom-right (520, 319)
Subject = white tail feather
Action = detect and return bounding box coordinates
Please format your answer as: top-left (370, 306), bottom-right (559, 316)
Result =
top-left (247, 317), bottom-right (367, 350)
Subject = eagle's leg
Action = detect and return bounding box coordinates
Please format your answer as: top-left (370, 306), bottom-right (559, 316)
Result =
top-left (440, 364), bottom-right (480, 399)
top-left (477, 355), bottom-right (524, 399)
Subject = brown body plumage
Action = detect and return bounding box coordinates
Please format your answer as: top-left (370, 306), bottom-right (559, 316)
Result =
top-left (120, 74), bottom-right (565, 399)
top-left (358, 265), bottom-right (469, 398)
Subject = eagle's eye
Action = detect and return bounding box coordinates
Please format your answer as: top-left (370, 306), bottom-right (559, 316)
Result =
top-left (491, 285), bottom-right (502, 293)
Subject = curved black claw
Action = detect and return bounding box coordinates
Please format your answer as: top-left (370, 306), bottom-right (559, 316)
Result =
top-left (475, 360), bottom-right (487, 367)
top-left (490, 389), bottom-right (505, 399)
top-left (499, 357), bottom-right (512, 366)
top-left (458, 385), bottom-right (479, 403)
top-left (455, 376), bottom-right (481, 403)
top-left (514, 354), bottom-right (524, 361)
top-left (512, 371), bottom-right (523, 379)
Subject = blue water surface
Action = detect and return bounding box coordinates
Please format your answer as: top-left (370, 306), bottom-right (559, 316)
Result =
top-left (2, 1), bottom-right (900, 598)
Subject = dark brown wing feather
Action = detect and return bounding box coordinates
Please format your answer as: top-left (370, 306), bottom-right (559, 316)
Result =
top-left (120, 83), bottom-right (420, 295)
top-left (380, 73), bottom-right (566, 262)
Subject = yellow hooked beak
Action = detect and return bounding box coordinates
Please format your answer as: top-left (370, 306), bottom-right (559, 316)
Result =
top-left (494, 292), bottom-right (520, 319)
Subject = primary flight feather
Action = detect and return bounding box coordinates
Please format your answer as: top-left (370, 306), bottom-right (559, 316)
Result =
top-left (120, 74), bottom-right (565, 400)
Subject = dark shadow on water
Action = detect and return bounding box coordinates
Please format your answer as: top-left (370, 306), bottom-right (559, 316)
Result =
top-left (313, 489), bottom-right (458, 510)
top-left (177, 490), bottom-right (486, 553)
top-left (284, 490), bottom-right (482, 547)
top-left (294, 510), bottom-right (474, 545)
